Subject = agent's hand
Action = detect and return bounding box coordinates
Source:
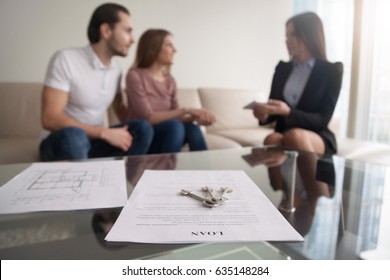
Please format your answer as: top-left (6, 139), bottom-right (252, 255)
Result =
top-left (266, 99), bottom-right (291, 116)
top-left (253, 99), bottom-right (291, 120)
top-left (253, 103), bottom-right (269, 122)
top-left (101, 125), bottom-right (133, 152)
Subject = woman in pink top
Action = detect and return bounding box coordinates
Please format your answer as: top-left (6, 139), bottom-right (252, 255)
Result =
top-left (125, 29), bottom-right (216, 153)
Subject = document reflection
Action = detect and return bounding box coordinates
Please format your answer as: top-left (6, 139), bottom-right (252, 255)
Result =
top-left (92, 154), bottom-right (177, 247)
top-left (126, 154), bottom-right (177, 186)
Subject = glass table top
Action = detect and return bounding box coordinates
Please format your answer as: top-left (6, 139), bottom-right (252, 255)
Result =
top-left (0, 146), bottom-right (389, 260)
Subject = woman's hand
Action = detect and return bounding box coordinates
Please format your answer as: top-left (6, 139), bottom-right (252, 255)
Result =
top-left (188, 108), bottom-right (216, 126)
top-left (253, 99), bottom-right (291, 120)
top-left (267, 99), bottom-right (291, 116)
top-left (253, 103), bottom-right (269, 122)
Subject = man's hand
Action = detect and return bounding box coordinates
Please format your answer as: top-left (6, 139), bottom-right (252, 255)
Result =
top-left (100, 125), bottom-right (133, 152)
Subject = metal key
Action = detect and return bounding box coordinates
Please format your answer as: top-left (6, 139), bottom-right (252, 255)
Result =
top-left (218, 187), bottom-right (233, 202)
top-left (201, 186), bottom-right (218, 202)
top-left (180, 189), bottom-right (219, 208)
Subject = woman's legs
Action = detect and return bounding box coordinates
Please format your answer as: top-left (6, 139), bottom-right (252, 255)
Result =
top-left (263, 128), bottom-right (325, 154)
top-left (149, 120), bottom-right (185, 154)
top-left (283, 129), bottom-right (325, 154)
top-left (264, 132), bottom-right (284, 146)
top-left (148, 121), bottom-right (208, 154)
top-left (124, 120), bottom-right (154, 155)
top-left (184, 122), bottom-right (208, 151)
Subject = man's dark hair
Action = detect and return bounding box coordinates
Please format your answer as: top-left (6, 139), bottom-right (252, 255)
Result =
top-left (87, 3), bottom-right (130, 44)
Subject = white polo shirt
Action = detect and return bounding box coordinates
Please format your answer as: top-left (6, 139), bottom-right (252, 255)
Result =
top-left (44, 45), bottom-right (122, 127)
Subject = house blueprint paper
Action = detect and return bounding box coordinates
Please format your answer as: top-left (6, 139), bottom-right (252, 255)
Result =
top-left (0, 160), bottom-right (127, 214)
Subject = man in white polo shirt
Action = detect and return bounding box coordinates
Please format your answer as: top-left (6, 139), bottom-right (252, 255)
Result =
top-left (40, 3), bottom-right (153, 161)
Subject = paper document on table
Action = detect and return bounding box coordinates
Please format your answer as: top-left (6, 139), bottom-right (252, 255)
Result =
top-left (106, 170), bottom-right (303, 243)
top-left (0, 160), bottom-right (127, 214)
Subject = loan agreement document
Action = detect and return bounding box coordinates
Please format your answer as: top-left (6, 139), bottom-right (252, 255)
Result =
top-left (0, 160), bottom-right (127, 214)
top-left (106, 170), bottom-right (303, 243)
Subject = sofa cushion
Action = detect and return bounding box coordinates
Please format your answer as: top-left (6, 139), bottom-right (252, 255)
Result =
top-left (177, 88), bottom-right (203, 109)
top-left (0, 138), bottom-right (40, 164)
top-left (198, 88), bottom-right (267, 133)
top-left (204, 134), bottom-right (242, 149)
top-left (0, 82), bottom-right (43, 138)
top-left (338, 138), bottom-right (390, 165)
top-left (177, 88), bottom-right (206, 135)
top-left (212, 128), bottom-right (273, 147)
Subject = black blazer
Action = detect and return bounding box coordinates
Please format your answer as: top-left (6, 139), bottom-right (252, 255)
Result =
top-left (262, 59), bottom-right (343, 154)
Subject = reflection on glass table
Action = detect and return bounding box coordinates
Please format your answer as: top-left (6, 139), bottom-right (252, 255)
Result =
top-left (243, 146), bottom-right (389, 259)
top-left (0, 146), bottom-right (389, 259)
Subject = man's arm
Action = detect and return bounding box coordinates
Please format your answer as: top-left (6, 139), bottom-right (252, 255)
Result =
top-left (41, 86), bottom-right (132, 151)
top-left (41, 86), bottom-right (105, 138)
top-left (112, 91), bottom-right (129, 123)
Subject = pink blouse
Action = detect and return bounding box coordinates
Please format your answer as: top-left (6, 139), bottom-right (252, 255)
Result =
top-left (125, 68), bottom-right (178, 120)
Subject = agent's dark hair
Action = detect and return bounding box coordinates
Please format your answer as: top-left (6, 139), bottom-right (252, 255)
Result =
top-left (134, 29), bottom-right (171, 68)
top-left (287, 12), bottom-right (327, 60)
top-left (87, 3), bottom-right (130, 44)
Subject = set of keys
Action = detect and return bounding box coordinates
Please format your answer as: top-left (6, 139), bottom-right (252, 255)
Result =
top-left (180, 186), bottom-right (233, 208)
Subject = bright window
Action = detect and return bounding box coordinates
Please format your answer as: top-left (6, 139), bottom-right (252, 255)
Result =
top-left (367, 0), bottom-right (390, 143)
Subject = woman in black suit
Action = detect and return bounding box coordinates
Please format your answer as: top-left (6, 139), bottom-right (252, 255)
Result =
top-left (253, 12), bottom-right (343, 155)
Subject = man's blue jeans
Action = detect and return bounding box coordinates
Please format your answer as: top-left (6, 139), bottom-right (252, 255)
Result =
top-left (148, 120), bottom-right (207, 154)
top-left (39, 120), bottom-right (153, 161)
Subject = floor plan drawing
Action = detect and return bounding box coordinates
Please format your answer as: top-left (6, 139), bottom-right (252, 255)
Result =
top-left (0, 160), bottom-right (128, 214)
top-left (28, 170), bottom-right (97, 193)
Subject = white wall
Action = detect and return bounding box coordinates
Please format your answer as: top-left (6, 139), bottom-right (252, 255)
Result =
top-left (0, 0), bottom-right (292, 92)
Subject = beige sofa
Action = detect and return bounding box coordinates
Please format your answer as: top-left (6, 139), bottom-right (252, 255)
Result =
top-left (1, 82), bottom-right (390, 165)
